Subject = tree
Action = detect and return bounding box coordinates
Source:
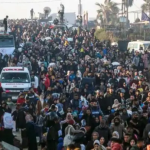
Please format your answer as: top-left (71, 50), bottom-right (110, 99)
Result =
top-left (96, 0), bottom-right (119, 27)
top-left (123, 0), bottom-right (134, 7)
top-left (123, 0), bottom-right (134, 21)
top-left (95, 28), bottom-right (120, 42)
top-left (95, 29), bottom-right (109, 41)
top-left (141, 0), bottom-right (150, 16)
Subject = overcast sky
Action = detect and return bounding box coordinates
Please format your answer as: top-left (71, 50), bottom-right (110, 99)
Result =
top-left (0, 0), bottom-right (145, 23)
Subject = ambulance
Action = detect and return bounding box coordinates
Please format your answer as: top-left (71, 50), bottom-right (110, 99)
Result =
top-left (127, 41), bottom-right (150, 53)
top-left (0, 67), bottom-right (31, 101)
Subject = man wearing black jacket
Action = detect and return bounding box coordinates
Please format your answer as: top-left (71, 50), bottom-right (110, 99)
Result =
top-left (47, 117), bottom-right (59, 150)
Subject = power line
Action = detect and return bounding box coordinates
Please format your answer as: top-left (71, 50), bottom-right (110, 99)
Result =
top-left (0, 0), bottom-right (60, 3)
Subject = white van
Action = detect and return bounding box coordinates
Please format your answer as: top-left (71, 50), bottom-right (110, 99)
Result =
top-left (127, 41), bottom-right (150, 53)
top-left (0, 67), bottom-right (31, 101)
top-left (0, 35), bottom-right (15, 56)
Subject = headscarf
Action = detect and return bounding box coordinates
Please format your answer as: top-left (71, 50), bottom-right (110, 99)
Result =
top-left (66, 113), bottom-right (75, 125)
top-left (112, 131), bottom-right (120, 139)
top-left (66, 113), bottom-right (73, 121)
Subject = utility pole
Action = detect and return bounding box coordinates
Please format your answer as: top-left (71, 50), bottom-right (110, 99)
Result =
top-left (79, 0), bottom-right (81, 16)
top-left (77, 0), bottom-right (82, 34)
top-left (122, 0), bottom-right (124, 18)
top-left (126, 0), bottom-right (128, 22)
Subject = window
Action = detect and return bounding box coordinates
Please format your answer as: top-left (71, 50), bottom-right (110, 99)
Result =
top-left (0, 37), bottom-right (14, 48)
top-left (128, 43), bottom-right (134, 50)
top-left (133, 43), bottom-right (138, 49)
top-left (1, 72), bottom-right (30, 83)
top-left (143, 43), bottom-right (150, 49)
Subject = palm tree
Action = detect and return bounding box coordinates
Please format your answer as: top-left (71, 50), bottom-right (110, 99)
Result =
top-left (123, 0), bottom-right (134, 7)
top-left (96, 0), bottom-right (119, 27)
top-left (123, 0), bottom-right (134, 21)
top-left (141, 0), bottom-right (150, 16)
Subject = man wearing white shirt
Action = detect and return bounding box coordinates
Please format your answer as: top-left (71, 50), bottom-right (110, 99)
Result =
top-left (34, 76), bottom-right (39, 89)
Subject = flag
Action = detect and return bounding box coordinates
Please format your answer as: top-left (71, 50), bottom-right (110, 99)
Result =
top-left (141, 11), bottom-right (150, 21)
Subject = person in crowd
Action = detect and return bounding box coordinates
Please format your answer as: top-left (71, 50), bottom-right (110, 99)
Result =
top-left (91, 140), bottom-right (102, 150)
top-left (0, 83), bottom-right (3, 104)
top-left (1, 107), bottom-right (14, 145)
top-left (110, 117), bottom-right (125, 139)
top-left (100, 137), bottom-right (106, 150)
top-left (86, 131), bottom-right (99, 150)
top-left (123, 134), bottom-right (130, 150)
top-left (3, 15), bottom-right (8, 33)
top-left (112, 99), bottom-right (121, 111)
top-left (47, 117), bottom-right (59, 150)
top-left (111, 138), bottom-right (122, 150)
top-left (17, 93), bottom-right (25, 105)
top-left (94, 119), bottom-right (111, 146)
top-left (128, 139), bottom-right (136, 150)
top-left (130, 138), bottom-right (144, 150)
top-left (36, 93), bottom-right (47, 115)
top-left (25, 114), bottom-right (37, 150)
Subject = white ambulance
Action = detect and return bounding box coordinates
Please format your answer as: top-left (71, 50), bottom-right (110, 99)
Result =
top-left (0, 67), bottom-right (31, 101)
top-left (127, 41), bottom-right (150, 53)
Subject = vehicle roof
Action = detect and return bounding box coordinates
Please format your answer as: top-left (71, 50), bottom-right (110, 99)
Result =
top-left (2, 67), bottom-right (29, 72)
top-left (129, 41), bottom-right (150, 44)
top-left (0, 34), bottom-right (13, 38)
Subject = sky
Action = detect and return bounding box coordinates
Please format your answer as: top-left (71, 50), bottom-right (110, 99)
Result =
top-left (0, 0), bottom-right (145, 23)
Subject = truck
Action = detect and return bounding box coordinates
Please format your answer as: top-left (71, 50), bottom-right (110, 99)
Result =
top-left (0, 34), bottom-right (15, 56)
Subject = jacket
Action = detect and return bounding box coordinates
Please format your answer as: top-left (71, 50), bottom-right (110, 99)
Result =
top-left (45, 75), bottom-right (50, 89)
top-left (143, 123), bottom-right (150, 140)
top-left (110, 124), bottom-right (125, 139)
top-left (16, 108), bottom-right (26, 129)
top-left (130, 146), bottom-right (140, 150)
top-left (94, 125), bottom-right (111, 146)
top-left (57, 137), bottom-right (63, 150)
top-left (47, 126), bottom-right (57, 141)
top-left (86, 140), bottom-right (94, 150)
top-left (17, 98), bottom-right (25, 104)
top-left (36, 115), bottom-right (44, 126)
top-left (81, 114), bottom-right (94, 127)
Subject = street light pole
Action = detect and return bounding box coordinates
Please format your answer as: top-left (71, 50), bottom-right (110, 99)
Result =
top-left (78, 0), bottom-right (82, 34)
top-left (79, 0), bottom-right (81, 15)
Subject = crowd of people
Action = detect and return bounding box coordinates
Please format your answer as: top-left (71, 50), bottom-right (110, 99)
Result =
top-left (0, 18), bottom-right (150, 150)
